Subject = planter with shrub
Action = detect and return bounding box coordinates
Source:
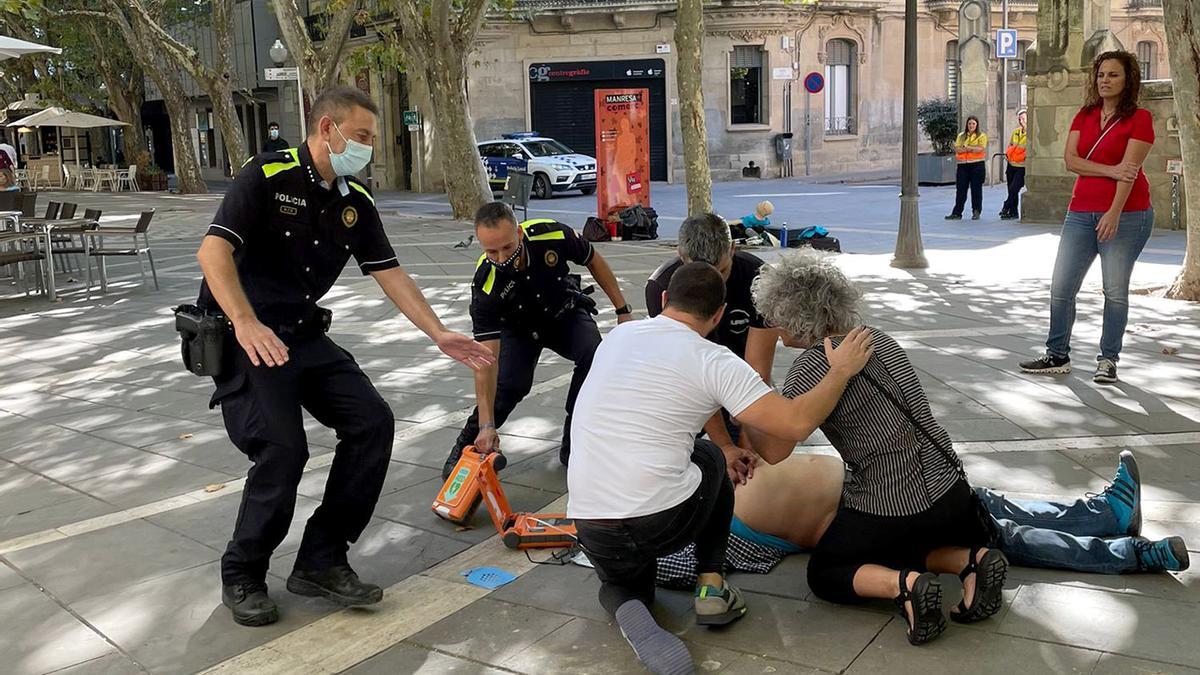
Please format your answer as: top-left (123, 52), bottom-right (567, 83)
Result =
top-left (916, 98), bottom-right (958, 185)
top-left (138, 164), bottom-right (168, 191)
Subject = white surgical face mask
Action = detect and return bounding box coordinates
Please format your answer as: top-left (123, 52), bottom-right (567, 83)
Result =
top-left (327, 122), bottom-right (372, 176)
top-left (269, 129), bottom-right (279, 140)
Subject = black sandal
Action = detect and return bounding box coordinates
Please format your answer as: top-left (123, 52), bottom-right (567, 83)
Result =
top-left (951, 547), bottom-right (1009, 624)
top-left (894, 570), bottom-right (946, 646)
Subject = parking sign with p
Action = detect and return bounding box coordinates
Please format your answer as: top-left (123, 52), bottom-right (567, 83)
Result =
top-left (996, 29), bottom-right (1019, 59)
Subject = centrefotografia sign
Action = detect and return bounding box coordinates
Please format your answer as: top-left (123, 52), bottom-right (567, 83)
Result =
top-left (529, 60), bottom-right (665, 82)
top-left (594, 88), bottom-right (651, 217)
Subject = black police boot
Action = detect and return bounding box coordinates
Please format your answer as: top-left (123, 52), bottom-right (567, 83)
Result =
top-left (286, 565), bottom-right (383, 606)
top-left (222, 582), bottom-right (279, 627)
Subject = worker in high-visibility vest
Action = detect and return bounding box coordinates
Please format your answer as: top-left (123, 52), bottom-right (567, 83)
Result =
top-left (945, 116), bottom-right (988, 221)
top-left (1000, 110), bottom-right (1028, 220)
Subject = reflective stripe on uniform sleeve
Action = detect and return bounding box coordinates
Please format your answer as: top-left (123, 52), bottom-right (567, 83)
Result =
top-left (261, 148), bottom-right (301, 178)
top-left (519, 219), bottom-right (565, 241)
top-left (207, 224), bottom-right (244, 245)
top-left (481, 265), bottom-right (497, 294)
top-left (348, 181), bottom-right (375, 205)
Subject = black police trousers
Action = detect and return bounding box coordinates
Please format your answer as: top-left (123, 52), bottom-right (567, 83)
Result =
top-left (452, 307), bottom-right (601, 464)
top-left (211, 335), bottom-right (394, 585)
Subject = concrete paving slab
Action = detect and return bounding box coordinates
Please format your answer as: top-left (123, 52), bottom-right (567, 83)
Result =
top-left (42, 653), bottom-right (144, 675)
top-left (69, 561), bottom-right (332, 674)
top-left (136, 427), bottom-right (252, 476)
top-left (344, 642), bottom-right (512, 674)
top-left (489, 561), bottom-right (608, 623)
top-left (64, 454), bottom-right (236, 508)
top-left (80, 413), bottom-right (223, 450)
top-left (1061, 445), bottom-right (1200, 503)
top-left (408, 597), bottom-right (573, 666)
top-left (4, 520), bottom-right (220, 604)
top-left (728, 553), bottom-right (811, 601)
top-left (147, 492), bottom-right (321, 557)
top-left (1, 584), bottom-right (114, 675)
top-left (999, 582), bottom-right (1200, 668)
top-left (961, 449), bottom-right (1108, 496)
top-left (298, 459), bottom-right (441, 503)
top-left (669, 590), bottom-right (892, 672)
top-left (272, 518), bottom-right (470, 591)
top-left (0, 493), bottom-right (117, 541)
top-left (1092, 654), bottom-right (1200, 675)
top-left (845, 621), bottom-right (1101, 674)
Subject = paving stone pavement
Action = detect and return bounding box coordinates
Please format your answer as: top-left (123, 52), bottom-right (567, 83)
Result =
top-left (1, 190), bottom-right (1199, 674)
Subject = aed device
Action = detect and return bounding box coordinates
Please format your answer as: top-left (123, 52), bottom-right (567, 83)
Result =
top-left (432, 446), bottom-right (577, 550)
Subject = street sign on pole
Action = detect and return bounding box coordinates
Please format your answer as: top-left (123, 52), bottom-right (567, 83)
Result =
top-left (995, 29), bottom-right (1018, 59)
top-left (402, 110), bottom-right (421, 126)
top-left (265, 67), bottom-right (299, 81)
top-left (803, 72), bottom-right (824, 94)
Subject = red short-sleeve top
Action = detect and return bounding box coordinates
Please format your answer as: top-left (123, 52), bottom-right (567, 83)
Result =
top-left (1069, 106), bottom-right (1155, 213)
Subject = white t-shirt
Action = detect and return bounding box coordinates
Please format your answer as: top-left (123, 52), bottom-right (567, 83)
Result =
top-left (567, 314), bottom-right (774, 519)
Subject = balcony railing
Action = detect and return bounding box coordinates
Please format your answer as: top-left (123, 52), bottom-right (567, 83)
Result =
top-left (1127, 0), bottom-right (1162, 8)
top-left (825, 116), bottom-right (856, 137)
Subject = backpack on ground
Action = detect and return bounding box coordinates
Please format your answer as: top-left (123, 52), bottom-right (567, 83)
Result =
top-left (582, 216), bottom-right (611, 242)
top-left (618, 205), bottom-right (659, 241)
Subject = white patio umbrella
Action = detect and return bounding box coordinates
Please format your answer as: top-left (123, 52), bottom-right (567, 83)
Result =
top-left (0, 36), bottom-right (61, 60)
top-left (7, 106), bottom-right (129, 170)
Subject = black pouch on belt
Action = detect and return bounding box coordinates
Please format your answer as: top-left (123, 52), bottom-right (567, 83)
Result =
top-left (174, 304), bottom-right (230, 377)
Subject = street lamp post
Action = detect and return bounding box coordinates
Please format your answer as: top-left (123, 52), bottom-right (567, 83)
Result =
top-left (891, 0), bottom-right (928, 269)
top-left (269, 39), bottom-right (306, 140)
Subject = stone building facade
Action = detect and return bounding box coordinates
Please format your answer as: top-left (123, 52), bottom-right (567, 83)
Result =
top-left (414, 0), bottom-right (1168, 189)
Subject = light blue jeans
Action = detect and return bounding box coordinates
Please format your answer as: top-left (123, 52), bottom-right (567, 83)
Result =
top-left (977, 486), bottom-right (1140, 574)
top-left (1046, 209), bottom-right (1153, 362)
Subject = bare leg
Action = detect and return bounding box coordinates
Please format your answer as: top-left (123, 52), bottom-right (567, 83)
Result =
top-left (854, 565), bottom-right (920, 627)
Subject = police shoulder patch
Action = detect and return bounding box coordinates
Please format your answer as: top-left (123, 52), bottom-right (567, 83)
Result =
top-left (342, 206), bottom-right (358, 228)
top-left (544, 250), bottom-right (559, 267)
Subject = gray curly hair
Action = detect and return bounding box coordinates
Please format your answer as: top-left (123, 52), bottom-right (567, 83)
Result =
top-left (752, 249), bottom-right (862, 345)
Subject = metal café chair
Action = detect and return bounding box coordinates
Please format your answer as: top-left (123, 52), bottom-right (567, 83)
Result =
top-left (502, 170), bottom-right (535, 222)
top-left (87, 209), bottom-right (158, 293)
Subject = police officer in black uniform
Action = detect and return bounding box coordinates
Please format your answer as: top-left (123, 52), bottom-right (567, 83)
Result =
top-left (195, 86), bottom-right (493, 627)
top-left (441, 202), bottom-right (633, 479)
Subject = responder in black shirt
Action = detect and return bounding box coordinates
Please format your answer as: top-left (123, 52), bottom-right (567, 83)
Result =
top-left (442, 201), bottom-right (633, 479)
top-left (645, 213), bottom-right (781, 453)
top-left (195, 86), bottom-right (493, 628)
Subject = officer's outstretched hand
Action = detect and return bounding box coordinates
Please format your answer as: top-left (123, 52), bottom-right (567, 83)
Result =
top-left (436, 331), bottom-right (496, 371)
top-left (235, 318), bottom-right (289, 367)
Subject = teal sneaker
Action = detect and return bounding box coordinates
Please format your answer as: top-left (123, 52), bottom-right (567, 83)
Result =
top-left (694, 581), bottom-right (747, 627)
top-left (1134, 537), bottom-right (1191, 572)
top-left (1099, 450), bottom-right (1141, 536)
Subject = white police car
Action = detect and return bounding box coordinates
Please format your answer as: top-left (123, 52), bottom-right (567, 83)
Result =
top-left (478, 132), bottom-right (597, 199)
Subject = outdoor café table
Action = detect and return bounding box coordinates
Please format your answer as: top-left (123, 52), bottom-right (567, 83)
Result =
top-left (18, 217), bottom-right (97, 301)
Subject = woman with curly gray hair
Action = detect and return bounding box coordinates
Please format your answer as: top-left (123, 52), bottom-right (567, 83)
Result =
top-left (747, 250), bottom-right (1008, 646)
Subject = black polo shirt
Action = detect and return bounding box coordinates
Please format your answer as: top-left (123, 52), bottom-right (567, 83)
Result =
top-left (197, 143), bottom-right (399, 328)
top-left (469, 219), bottom-right (595, 341)
top-left (644, 250), bottom-right (767, 358)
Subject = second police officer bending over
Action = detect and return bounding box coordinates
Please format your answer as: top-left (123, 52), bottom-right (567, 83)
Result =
top-left (442, 202), bottom-right (633, 479)
top-left (194, 86), bottom-right (493, 628)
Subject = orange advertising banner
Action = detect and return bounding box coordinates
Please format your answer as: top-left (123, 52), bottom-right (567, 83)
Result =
top-left (594, 88), bottom-right (651, 219)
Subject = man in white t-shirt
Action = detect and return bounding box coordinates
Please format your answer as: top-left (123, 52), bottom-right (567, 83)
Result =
top-left (568, 262), bottom-right (872, 675)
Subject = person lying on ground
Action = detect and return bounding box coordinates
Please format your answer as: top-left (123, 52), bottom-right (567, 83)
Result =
top-left (654, 451), bottom-right (1189, 592)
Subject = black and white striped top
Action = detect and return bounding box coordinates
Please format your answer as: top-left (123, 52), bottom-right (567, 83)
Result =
top-left (781, 328), bottom-right (964, 517)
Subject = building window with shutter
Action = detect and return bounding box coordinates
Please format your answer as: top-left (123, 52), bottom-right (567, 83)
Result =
top-left (946, 40), bottom-right (959, 103)
top-left (1137, 41), bottom-right (1157, 80)
top-left (730, 45), bottom-right (765, 125)
top-left (825, 39), bottom-right (856, 135)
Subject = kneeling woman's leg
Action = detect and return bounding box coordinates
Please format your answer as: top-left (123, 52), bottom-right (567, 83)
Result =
top-left (807, 510), bottom-right (948, 646)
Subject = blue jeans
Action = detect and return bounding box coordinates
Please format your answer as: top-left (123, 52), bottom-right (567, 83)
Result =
top-left (976, 486), bottom-right (1140, 574)
top-left (1046, 209), bottom-right (1153, 362)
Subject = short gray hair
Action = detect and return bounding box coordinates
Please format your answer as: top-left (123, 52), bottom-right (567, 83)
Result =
top-left (752, 249), bottom-right (861, 345)
top-left (677, 213), bottom-right (732, 265)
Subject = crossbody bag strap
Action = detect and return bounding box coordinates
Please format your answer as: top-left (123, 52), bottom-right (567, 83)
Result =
top-left (1084, 116), bottom-right (1120, 161)
top-left (855, 368), bottom-right (966, 478)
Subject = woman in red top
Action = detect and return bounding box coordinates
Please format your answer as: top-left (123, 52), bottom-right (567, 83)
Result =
top-left (1020, 51), bottom-right (1155, 384)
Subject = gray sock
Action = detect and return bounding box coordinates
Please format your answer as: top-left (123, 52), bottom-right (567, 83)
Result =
top-left (614, 600), bottom-right (694, 675)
